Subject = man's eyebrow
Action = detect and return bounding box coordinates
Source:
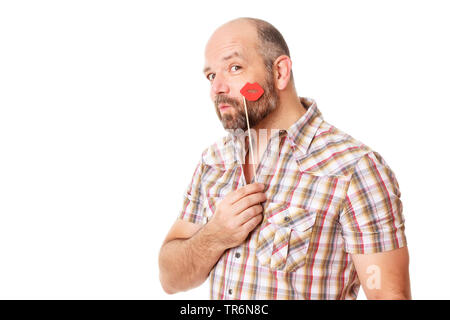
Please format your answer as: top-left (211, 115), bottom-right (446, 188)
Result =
top-left (222, 51), bottom-right (242, 61)
top-left (203, 51), bottom-right (244, 74)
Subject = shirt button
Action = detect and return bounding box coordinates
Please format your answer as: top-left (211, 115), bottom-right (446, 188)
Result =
top-left (228, 289), bottom-right (233, 295)
top-left (235, 252), bottom-right (241, 259)
top-left (284, 216), bottom-right (291, 222)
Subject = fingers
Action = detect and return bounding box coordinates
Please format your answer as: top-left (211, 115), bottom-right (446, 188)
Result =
top-left (227, 183), bottom-right (265, 205)
top-left (237, 204), bottom-right (263, 226)
top-left (232, 192), bottom-right (267, 214)
top-left (241, 212), bottom-right (263, 233)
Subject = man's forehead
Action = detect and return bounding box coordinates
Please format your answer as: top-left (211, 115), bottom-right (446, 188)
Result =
top-left (203, 46), bottom-right (247, 71)
top-left (205, 36), bottom-right (252, 58)
top-left (203, 34), bottom-right (262, 73)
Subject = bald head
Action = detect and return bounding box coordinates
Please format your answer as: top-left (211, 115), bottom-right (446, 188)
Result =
top-left (209, 18), bottom-right (292, 75)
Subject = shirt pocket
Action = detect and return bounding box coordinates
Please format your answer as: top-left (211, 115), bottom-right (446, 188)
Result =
top-left (256, 202), bottom-right (317, 273)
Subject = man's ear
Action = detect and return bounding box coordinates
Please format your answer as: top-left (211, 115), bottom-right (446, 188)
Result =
top-left (273, 55), bottom-right (292, 90)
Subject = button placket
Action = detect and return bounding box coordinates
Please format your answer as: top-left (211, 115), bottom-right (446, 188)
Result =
top-left (225, 247), bottom-right (243, 299)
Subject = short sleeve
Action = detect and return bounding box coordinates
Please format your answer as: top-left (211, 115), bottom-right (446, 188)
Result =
top-left (339, 151), bottom-right (407, 254)
top-left (177, 154), bottom-right (207, 225)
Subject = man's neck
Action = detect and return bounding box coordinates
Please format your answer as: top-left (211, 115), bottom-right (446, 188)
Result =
top-left (245, 92), bottom-right (307, 166)
top-left (253, 92), bottom-right (307, 135)
top-left (251, 91), bottom-right (306, 140)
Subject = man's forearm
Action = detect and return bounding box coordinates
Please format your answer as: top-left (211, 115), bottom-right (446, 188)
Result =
top-left (159, 224), bottom-right (226, 294)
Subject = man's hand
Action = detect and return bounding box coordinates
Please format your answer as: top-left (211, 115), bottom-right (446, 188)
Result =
top-left (204, 182), bottom-right (267, 250)
top-left (159, 182), bottom-right (267, 294)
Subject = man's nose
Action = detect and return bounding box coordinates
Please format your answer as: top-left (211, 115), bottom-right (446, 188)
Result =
top-left (211, 73), bottom-right (230, 96)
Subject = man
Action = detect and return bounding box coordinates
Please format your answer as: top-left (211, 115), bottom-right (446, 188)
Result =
top-left (159, 17), bottom-right (411, 300)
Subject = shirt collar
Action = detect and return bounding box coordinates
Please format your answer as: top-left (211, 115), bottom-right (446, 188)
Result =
top-left (227, 96), bottom-right (324, 157)
top-left (286, 96), bottom-right (324, 155)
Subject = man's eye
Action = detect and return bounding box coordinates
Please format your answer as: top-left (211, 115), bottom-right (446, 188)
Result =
top-left (207, 73), bottom-right (215, 81)
top-left (231, 65), bottom-right (241, 72)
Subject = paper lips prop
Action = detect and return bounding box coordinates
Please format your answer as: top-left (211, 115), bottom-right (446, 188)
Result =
top-left (240, 82), bottom-right (264, 101)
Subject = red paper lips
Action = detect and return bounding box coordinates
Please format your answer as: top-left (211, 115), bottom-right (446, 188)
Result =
top-left (240, 82), bottom-right (264, 101)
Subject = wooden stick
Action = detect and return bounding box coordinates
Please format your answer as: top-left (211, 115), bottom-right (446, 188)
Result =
top-left (242, 96), bottom-right (257, 180)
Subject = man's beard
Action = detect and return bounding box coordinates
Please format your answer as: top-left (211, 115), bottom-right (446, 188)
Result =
top-left (214, 74), bottom-right (279, 131)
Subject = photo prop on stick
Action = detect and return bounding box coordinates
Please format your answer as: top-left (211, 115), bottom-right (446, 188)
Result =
top-left (240, 82), bottom-right (264, 101)
top-left (239, 81), bottom-right (265, 183)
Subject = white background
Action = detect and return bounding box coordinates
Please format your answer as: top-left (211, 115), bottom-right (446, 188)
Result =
top-left (0, 0), bottom-right (449, 299)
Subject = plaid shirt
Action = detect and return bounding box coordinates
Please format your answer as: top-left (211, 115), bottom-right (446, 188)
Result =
top-left (178, 97), bottom-right (407, 300)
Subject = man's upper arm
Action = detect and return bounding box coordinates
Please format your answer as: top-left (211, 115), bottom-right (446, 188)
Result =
top-left (339, 151), bottom-right (410, 299)
top-left (351, 247), bottom-right (411, 299)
